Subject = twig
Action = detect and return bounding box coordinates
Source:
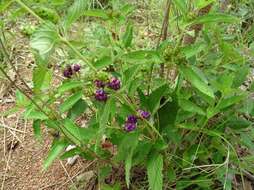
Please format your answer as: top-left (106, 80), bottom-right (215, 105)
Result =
top-left (59, 160), bottom-right (78, 190)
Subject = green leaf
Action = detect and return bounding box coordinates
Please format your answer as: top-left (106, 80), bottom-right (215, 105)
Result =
top-left (147, 153), bottom-right (163, 190)
top-left (43, 138), bottom-right (68, 170)
top-left (30, 22), bottom-right (59, 57)
top-left (59, 91), bottom-right (83, 113)
top-left (125, 135), bottom-right (138, 188)
top-left (233, 66), bottom-right (249, 88)
top-left (123, 50), bottom-right (161, 63)
top-left (95, 98), bottom-right (115, 151)
top-left (180, 65), bottom-right (215, 99)
top-left (194, 0), bottom-right (215, 9)
top-left (172, 0), bottom-right (187, 16)
top-left (190, 13), bottom-right (240, 25)
top-left (24, 108), bottom-right (48, 120)
top-left (179, 98), bottom-right (206, 115)
top-left (33, 120), bottom-right (42, 141)
top-left (158, 96), bottom-right (180, 142)
top-left (216, 94), bottom-right (245, 111)
top-left (148, 84), bottom-right (169, 114)
top-left (58, 81), bottom-right (83, 93)
top-left (211, 73), bottom-right (234, 95)
top-left (122, 64), bottom-right (141, 91)
top-left (60, 147), bottom-right (81, 159)
top-left (67, 99), bottom-right (88, 120)
top-left (122, 23), bottom-right (133, 48)
top-left (63, 0), bottom-right (88, 29)
top-left (226, 117), bottom-right (252, 130)
top-left (182, 42), bottom-right (206, 58)
top-left (84, 9), bottom-right (109, 19)
top-left (33, 66), bottom-right (52, 93)
top-left (16, 90), bottom-right (29, 107)
top-left (168, 166), bottom-right (176, 182)
top-left (63, 118), bottom-right (97, 146)
top-left (0, 0), bottom-right (13, 13)
top-left (93, 56), bottom-right (112, 69)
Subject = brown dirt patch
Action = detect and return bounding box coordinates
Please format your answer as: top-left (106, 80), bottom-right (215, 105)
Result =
top-left (0, 103), bottom-right (89, 190)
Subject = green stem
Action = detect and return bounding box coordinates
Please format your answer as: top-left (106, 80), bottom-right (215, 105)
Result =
top-left (15, 0), bottom-right (43, 22)
top-left (61, 38), bottom-right (97, 71)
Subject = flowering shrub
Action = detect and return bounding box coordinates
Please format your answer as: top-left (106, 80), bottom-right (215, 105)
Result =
top-left (1, 0), bottom-right (254, 189)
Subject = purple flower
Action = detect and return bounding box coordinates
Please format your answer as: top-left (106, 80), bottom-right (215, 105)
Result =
top-left (108, 77), bottom-right (121, 90)
top-left (138, 109), bottom-right (150, 119)
top-left (63, 65), bottom-right (73, 78)
top-left (73, 64), bottom-right (81, 72)
top-left (95, 89), bottom-right (107, 102)
top-left (94, 80), bottom-right (105, 88)
top-left (127, 115), bottom-right (138, 123)
top-left (124, 122), bottom-right (136, 132)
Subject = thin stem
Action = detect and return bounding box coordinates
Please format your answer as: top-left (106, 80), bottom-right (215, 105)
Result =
top-left (15, 0), bottom-right (43, 22)
top-left (61, 38), bottom-right (97, 71)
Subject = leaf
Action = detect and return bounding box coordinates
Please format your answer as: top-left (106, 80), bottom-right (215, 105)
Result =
top-left (147, 153), bottom-right (163, 190)
top-left (16, 90), bottom-right (29, 107)
top-left (122, 50), bottom-right (161, 63)
top-left (63, 0), bottom-right (88, 29)
top-left (30, 22), bottom-right (59, 57)
top-left (122, 64), bottom-right (141, 91)
top-left (194, 0), bottom-right (215, 9)
top-left (63, 118), bottom-right (97, 146)
top-left (182, 42), bottom-right (206, 58)
top-left (59, 91), bottom-right (83, 113)
top-left (58, 81), bottom-right (83, 93)
top-left (216, 94), bottom-right (245, 111)
top-left (137, 88), bottom-right (148, 109)
top-left (43, 138), bottom-right (68, 170)
top-left (125, 135), bottom-right (138, 188)
top-left (180, 65), bottom-right (215, 99)
top-left (67, 99), bottom-right (88, 120)
top-left (93, 56), bottom-right (112, 69)
top-left (226, 117), bottom-right (252, 130)
top-left (122, 23), bottom-right (133, 48)
top-left (179, 98), bottom-right (206, 115)
top-left (190, 13), bottom-right (240, 25)
top-left (211, 73), bottom-right (234, 95)
top-left (24, 107), bottom-right (48, 120)
top-left (233, 66), bottom-right (249, 88)
top-left (172, 0), bottom-right (187, 16)
top-left (33, 120), bottom-right (42, 141)
top-left (84, 9), bottom-right (109, 19)
top-left (158, 96), bottom-right (180, 142)
top-left (148, 84), bottom-right (169, 114)
top-left (33, 65), bottom-right (52, 93)
top-left (95, 98), bottom-right (115, 151)
top-left (60, 147), bottom-right (81, 159)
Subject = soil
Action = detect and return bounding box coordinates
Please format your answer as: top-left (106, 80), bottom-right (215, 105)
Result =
top-left (0, 103), bottom-right (90, 190)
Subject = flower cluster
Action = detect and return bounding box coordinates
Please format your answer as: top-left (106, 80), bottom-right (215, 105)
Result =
top-left (124, 115), bottom-right (138, 132)
top-left (63, 64), bottom-right (81, 78)
top-left (108, 77), bottom-right (121, 90)
top-left (94, 77), bottom-right (121, 102)
top-left (124, 110), bottom-right (150, 132)
top-left (95, 89), bottom-right (108, 102)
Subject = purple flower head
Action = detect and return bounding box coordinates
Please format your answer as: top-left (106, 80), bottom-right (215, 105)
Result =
top-left (95, 89), bottom-right (107, 102)
top-left (138, 109), bottom-right (150, 119)
top-left (94, 80), bottom-right (105, 88)
top-left (108, 77), bottom-right (121, 90)
top-left (127, 115), bottom-right (138, 123)
top-left (73, 64), bottom-right (81, 72)
top-left (63, 65), bottom-right (73, 78)
top-left (124, 122), bottom-right (136, 132)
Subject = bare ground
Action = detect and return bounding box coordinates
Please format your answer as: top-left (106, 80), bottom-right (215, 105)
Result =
top-left (0, 102), bottom-right (95, 190)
